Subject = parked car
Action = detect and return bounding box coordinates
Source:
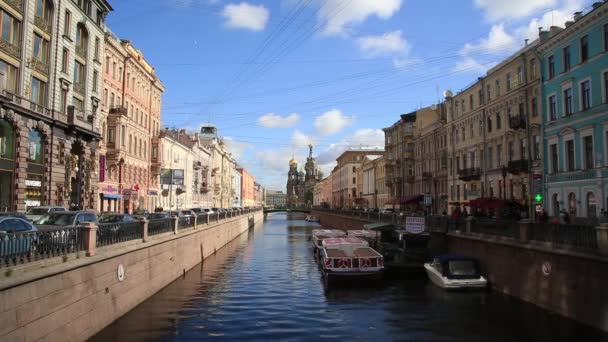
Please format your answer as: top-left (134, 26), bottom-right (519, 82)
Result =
top-left (0, 212), bottom-right (28, 220)
top-left (132, 209), bottom-right (150, 220)
top-left (34, 211), bottom-right (98, 231)
top-left (148, 212), bottom-right (171, 220)
top-left (0, 217), bottom-right (39, 258)
top-left (25, 206), bottom-right (67, 222)
top-left (202, 208), bottom-right (214, 214)
top-left (180, 210), bottom-right (196, 220)
top-left (189, 208), bottom-right (205, 214)
top-left (98, 214), bottom-right (138, 224)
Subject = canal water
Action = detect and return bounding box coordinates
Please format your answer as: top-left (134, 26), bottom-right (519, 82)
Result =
top-left (92, 213), bottom-right (607, 342)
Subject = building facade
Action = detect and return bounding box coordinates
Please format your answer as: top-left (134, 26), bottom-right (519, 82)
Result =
top-left (199, 124), bottom-right (235, 208)
top-left (286, 144), bottom-right (320, 207)
top-left (332, 149), bottom-right (384, 209)
top-left (0, 0), bottom-right (112, 211)
top-left (232, 167), bottom-right (241, 207)
top-left (253, 181), bottom-right (264, 206)
top-left (265, 189), bottom-right (286, 207)
top-left (413, 105), bottom-right (448, 214)
top-left (158, 129), bottom-right (194, 210)
top-left (240, 167), bottom-right (255, 207)
top-left (383, 113), bottom-right (415, 205)
top-left (100, 31), bottom-right (164, 213)
top-left (445, 40), bottom-right (542, 215)
top-left (540, 3), bottom-right (608, 218)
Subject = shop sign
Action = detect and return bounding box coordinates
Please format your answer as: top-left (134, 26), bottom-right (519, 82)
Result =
top-left (103, 185), bottom-right (119, 194)
top-left (25, 179), bottom-right (42, 187)
top-left (25, 200), bottom-right (41, 207)
top-left (405, 217), bottom-right (426, 234)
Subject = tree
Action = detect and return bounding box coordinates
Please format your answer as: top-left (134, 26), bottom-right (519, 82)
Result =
top-left (304, 190), bottom-right (313, 207)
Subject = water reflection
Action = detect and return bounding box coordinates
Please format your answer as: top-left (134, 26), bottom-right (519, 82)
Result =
top-left (91, 213), bottom-right (608, 342)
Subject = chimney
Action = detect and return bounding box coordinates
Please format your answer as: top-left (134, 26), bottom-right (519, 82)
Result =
top-left (549, 26), bottom-right (562, 36)
top-left (573, 11), bottom-right (583, 21)
top-left (539, 28), bottom-right (550, 43)
top-left (525, 39), bottom-right (529, 46)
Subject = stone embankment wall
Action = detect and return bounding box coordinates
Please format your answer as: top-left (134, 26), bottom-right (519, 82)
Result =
top-left (0, 211), bottom-right (263, 342)
top-left (311, 210), bottom-right (369, 230)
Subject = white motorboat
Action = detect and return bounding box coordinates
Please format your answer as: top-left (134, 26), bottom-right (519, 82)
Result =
top-left (311, 229), bottom-right (346, 252)
top-left (320, 237), bottom-right (384, 279)
top-left (305, 215), bottom-right (320, 222)
top-left (424, 255), bottom-right (487, 289)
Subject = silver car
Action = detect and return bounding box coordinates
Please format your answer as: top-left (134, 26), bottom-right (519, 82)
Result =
top-left (25, 206), bottom-right (67, 222)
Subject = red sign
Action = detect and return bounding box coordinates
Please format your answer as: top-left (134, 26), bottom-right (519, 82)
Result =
top-left (133, 184), bottom-right (140, 191)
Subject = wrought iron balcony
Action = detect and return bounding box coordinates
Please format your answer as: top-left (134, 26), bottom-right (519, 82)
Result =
top-left (30, 58), bottom-right (49, 75)
top-left (0, 39), bottom-right (21, 60)
top-left (34, 15), bottom-right (52, 34)
top-left (547, 170), bottom-right (598, 183)
top-left (507, 159), bottom-right (529, 174)
top-left (73, 82), bottom-right (85, 95)
top-left (509, 113), bottom-right (526, 130)
top-left (76, 45), bottom-right (87, 59)
top-left (109, 106), bottom-right (128, 115)
top-left (67, 106), bottom-right (94, 131)
top-left (458, 168), bottom-right (481, 181)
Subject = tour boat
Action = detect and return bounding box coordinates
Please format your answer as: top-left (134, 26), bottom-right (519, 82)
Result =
top-left (311, 229), bottom-right (346, 252)
top-left (320, 237), bottom-right (384, 279)
top-left (305, 215), bottom-right (320, 223)
top-left (346, 229), bottom-right (377, 240)
top-left (424, 255), bottom-right (487, 289)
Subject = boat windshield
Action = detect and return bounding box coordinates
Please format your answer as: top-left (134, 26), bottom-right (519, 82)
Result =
top-left (448, 260), bottom-right (477, 276)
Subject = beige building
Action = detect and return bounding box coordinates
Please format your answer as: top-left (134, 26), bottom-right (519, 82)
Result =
top-left (314, 175), bottom-right (332, 207)
top-left (99, 31), bottom-right (164, 213)
top-left (413, 104), bottom-right (449, 214)
top-left (375, 156), bottom-right (388, 209)
top-left (332, 149), bottom-right (384, 208)
top-left (199, 124), bottom-right (235, 208)
top-left (445, 41), bottom-right (542, 214)
top-left (158, 129), bottom-right (194, 210)
top-left (360, 155), bottom-right (386, 210)
top-left (383, 113), bottom-right (416, 205)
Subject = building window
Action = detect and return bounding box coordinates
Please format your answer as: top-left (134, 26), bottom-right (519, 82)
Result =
top-left (63, 10), bottom-right (70, 36)
top-left (564, 88), bottom-right (573, 116)
top-left (486, 84), bottom-right (491, 101)
top-left (108, 127), bottom-right (115, 143)
top-left (581, 80), bottom-right (591, 110)
top-left (73, 61), bottom-right (85, 86)
top-left (94, 37), bottom-right (100, 60)
top-left (506, 73), bottom-right (512, 91)
top-left (517, 66), bottom-right (523, 84)
top-left (1, 10), bottom-right (21, 47)
top-left (76, 24), bottom-right (88, 55)
top-left (469, 124), bottom-right (473, 139)
top-left (92, 71), bottom-right (98, 92)
top-left (61, 48), bottom-right (68, 72)
top-left (604, 23), bottom-right (608, 51)
top-left (566, 140), bottom-right (575, 171)
top-left (549, 95), bottom-right (557, 120)
top-left (33, 34), bottom-right (49, 65)
top-left (563, 46), bottom-right (571, 72)
top-left (72, 97), bottom-right (83, 112)
top-left (580, 35), bottom-right (589, 62)
top-left (584, 136), bottom-right (594, 169)
top-left (531, 97), bottom-right (538, 117)
top-left (469, 94), bottom-right (473, 110)
top-left (520, 138), bottom-right (527, 160)
top-left (487, 115), bottom-right (492, 132)
top-left (352, 177), bottom-right (356, 185)
top-left (96, 10), bottom-right (103, 26)
top-left (487, 147), bottom-right (493, 169)
top-left (496, 112), bottom-right (501, 129)
top-left (479, 89), bottom-right (484, 105)
top-left (497, 144), bottom-right (502, 166)
top-left (0, 60), bottom-right (19, 94)
top-left (533, 135), bottom-right (540, 160)
top-left (496, 79), bottom-right (500, 96)
top-left (548, 55), bottom-right (555, 79)
top-left (550, 144), bottom-right (558, 173)
top-left (508, 141), bottom-right (514, 162)
top-left (121, 125), bottom-right (126, 146)
top-left (30, 77), bottom-right (46, 105)
top-left (587, 192), bottom-right (597, 218)
top-left (60, 88), bottom-right (67, 113)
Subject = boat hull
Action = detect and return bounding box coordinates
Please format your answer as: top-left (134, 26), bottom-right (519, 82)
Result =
top-left (423, 263), bottom-right (487, 290)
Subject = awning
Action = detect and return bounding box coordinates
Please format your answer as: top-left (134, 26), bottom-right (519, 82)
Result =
top-left (387, 194), bottom-right (423, 205)
top-left (102, 193), bottom-right (122, 199)
top-left (364, 222), bottom-right (397, 231)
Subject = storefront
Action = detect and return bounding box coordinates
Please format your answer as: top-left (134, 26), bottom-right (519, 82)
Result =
top-left (99, 184), bottom-right (121, 213)
top-left (25, 130), bottom-right (45, 210)
top-left (148, 189), bottom-right (159, 211)
top-left (0, 119), bottom-right (15, 211)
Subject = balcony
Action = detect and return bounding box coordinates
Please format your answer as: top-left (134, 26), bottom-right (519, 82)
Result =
top-left (150, 162), bottom-right (160, 174)
top-left (109, 106), bottom-right (128, 116)
top-left (547, 170), bottom-right (599, 183)
top-left (0, 90), bottom-right (53, 118)
top-left (73, 82), bottom-right (85, 96)
top-left (509, 113), bottom-right (526, 130)
top-left (466, 189), bottom-right (481, 198)
top-left (405, 175), bottom-right (415, 183)
top-left (76, 45), bottom-right (87, 59)
top-left (422, 172), bottom-right (433, 179)
top-left (34, 15), bottom-right (52, 34)
top-left (4, 0), bottom-right (23, 13)
top-left (458, 168), bottom-right (481, 181)
top-left (67, 106), bottom-right (94, 132)
top-left (0, 39), bottom-right (21, 60)
top-left (29, 58), bottom-right (49, 75)
top-left (507, 159), bottom-right (529, 174)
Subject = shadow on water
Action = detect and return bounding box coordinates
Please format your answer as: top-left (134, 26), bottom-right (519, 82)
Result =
top-left (91, 212), bottom-right (608, 342)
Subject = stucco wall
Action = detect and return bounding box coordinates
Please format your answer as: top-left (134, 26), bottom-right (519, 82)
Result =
top-left (0, 211), bottom-right (263, 342)
top-left (447, 233), bottom-right (608, 332)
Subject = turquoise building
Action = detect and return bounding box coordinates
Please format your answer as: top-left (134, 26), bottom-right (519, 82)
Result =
top-left (539, 2), bottom-right (608, 218)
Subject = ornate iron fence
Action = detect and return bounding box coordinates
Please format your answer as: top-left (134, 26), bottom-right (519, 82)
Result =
top-left (529, 223), bottom-right (598, 251)
top-left (97, 222), bottom-right (142, 247)
top-left (1, 227), bottom-right (85, 267)
top-left (470, 218), bottom-right (520, 239)
top-left (178, 216), bottom-right (195, 230)
top-left (148, 218), bottom-right (173, 236)
top-left (196, 214), bottom-right (208, 225)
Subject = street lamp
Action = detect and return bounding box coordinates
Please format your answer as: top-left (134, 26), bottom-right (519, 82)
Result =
top-left (501, 166), bottom-right (507, 201)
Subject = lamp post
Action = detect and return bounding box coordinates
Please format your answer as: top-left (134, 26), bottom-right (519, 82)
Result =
top-left (501, 166), bottom-right (507, 200)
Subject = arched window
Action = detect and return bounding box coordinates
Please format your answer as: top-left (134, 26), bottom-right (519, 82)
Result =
top-left (75, 23), bottom-right (88, 57)
top-left (568, 192), bottom-right (577, 217)
top-left (587, 192), bottom-right (597, 218)
top-left (36, 0), bottom-right (53, 24)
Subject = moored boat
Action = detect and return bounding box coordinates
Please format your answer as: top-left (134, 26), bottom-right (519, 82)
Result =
top-left (424, 255), bottom-right (487, 289)
top-left (305, 215), bottom-right (320, 222)
top-left (311, 229), bottom-right (346, 252)
top-left (320, 237), bottom-right (384, 279)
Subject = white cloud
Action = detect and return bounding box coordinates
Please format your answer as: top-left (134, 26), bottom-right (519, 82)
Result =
top-left (292, 130), bottom-right (315, 148)
top-left (314, 109), bottom-right (355, 136)
top-left (221, 2), bottom-right (269, 31)
top-left (392, 57), bottom-right (422, 69)
top-left (316, 128), bottom-right (385, 165)
top-left (459, 23), bottom-right (518, 56)
top-left (452, 57), bottom-right (489, 74)
top-left (357, 30), bottom-right (409, 56)
top-left (256, 113), bottom-right (300, 128)
top-left (318, 0), bottom-right (403, 36)
top-left (223, 137), bottom-right (252, 162)
top-left (473, 0), bottom-right (556, 21)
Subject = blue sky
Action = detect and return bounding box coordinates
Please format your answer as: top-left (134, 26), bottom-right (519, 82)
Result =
top-left (107, 0), bottom-right (593, 189)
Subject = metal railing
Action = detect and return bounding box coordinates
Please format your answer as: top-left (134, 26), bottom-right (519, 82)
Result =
top-left (178, 216), bottom-right (195, 230)
top-left (1, 227), bottom-right (85, 267)
top-left (97, 222), bottom-right (142, 247)
top-left (529, 223), bottom-right (598, 251)
top-left (148, 218), bottom-right (173, 236)
top-left (470, 218), bottom-right (520, 239)
top-left (196, 214), bottom-right (208, 225)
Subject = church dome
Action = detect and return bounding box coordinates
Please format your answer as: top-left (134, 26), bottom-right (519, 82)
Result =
top-left (289, 157), bottom-right (298, 166)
